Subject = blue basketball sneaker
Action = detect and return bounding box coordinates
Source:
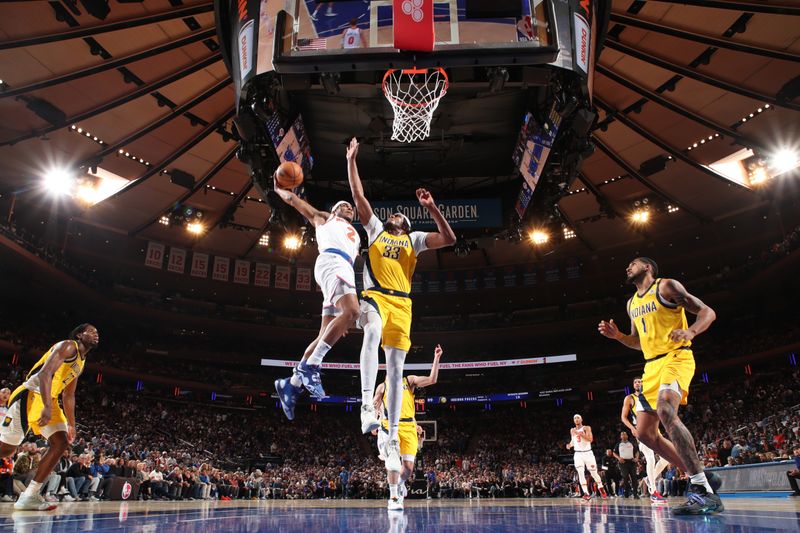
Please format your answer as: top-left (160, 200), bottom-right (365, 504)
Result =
top-left (296, 361), bottom-right (326, 398)
top-left (275, 378), bottom-right (300, 420)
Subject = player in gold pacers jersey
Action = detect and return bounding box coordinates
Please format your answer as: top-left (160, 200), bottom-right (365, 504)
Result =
top-left (599, 258), bottom-right (723, 515)
top-left (346, 138), bottom-right (455, 475)
top-left (0, 324), bottom-right (99, 510)
top-left (373, 344), bottom-right (442, 510)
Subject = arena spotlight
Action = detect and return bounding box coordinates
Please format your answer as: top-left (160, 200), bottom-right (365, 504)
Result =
top-left (159, 215), bottom-right (170, 226)
top-left (75, 184), bottom-right (100, 205)
top-left (258, 233), bottom-right (270, 246)
top-left (631, 209), bottom-right (650, 224)
top-left (283, 234), bottom-right (302, 251)
top-left (770, 148), bottom-right (799, 175)
top-left (562, 227), bottom-right (576, 240)
top-left (186, 222), bottom-right (204, 235)
top-left (42, 167), bottom-right (74, 197)
top-left (529, 230), bottom-right (549, 245)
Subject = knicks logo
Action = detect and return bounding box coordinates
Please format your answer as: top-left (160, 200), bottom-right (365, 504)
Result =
top-left (121, 481), bottom-right (132, 500)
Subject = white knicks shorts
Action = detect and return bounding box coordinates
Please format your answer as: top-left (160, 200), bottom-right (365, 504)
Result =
top-left (573, 450), bottom-right (598, 471)
top-left (314, 254), bottom-right (356, 316)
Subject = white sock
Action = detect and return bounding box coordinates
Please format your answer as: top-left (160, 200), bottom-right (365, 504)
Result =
top-left (360, 316), bottom-right (381, 407)
top-left (385, 347), bottom-right (407, 441)
top-left (24, 480), bottom-right (43, 497)
top-left (689, 472), bottom-right (713, 494)
top-left (389, 483), bottom-right (398, 499)
top-left (307, 341), bottom-right (331, 366)
top-left (289, 370), bottom-right (302, 388)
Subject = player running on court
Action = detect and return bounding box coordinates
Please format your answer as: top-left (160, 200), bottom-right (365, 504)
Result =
top-left (273, 181), bottom-right (360, 419)
top-left (621, 376), bottom-right (670, 502)
top-left (599, 257), bottom-right (723, 515)
top-left (0, 324), bottom-right (99, 510)
top-left (567, 414), bottom-right (608, 500)
top-left (345, 137), bottom-right (455, 476)
top-left (373, 344), bottom-right (442, 510)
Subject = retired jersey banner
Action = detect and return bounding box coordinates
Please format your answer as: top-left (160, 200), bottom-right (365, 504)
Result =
top-left (167, 247), bottom-right (186, 274)
top-left (295, 267), bottom-right (312, 291)
top-left (254, 263), bottom-right (271, 287)
top-left (144, 242), bottom-right (164, 269)
top-left (275, 265), bottom-right (290, 289)
top-left (190, 252), bottom-right (209, 278)
top-left (368, 199), bottom-right (502, 229)
top-left (233, 260), bottom-right (250, 284)
top-left (212, 256), bottom-right (230, 282)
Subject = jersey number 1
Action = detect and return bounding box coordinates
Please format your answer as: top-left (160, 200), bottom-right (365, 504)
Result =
top-left (641, 318), bottom-right (647, 333)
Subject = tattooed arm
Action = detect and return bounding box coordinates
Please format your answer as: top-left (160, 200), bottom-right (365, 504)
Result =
top-left (659, 278), bottom-right (716, 342)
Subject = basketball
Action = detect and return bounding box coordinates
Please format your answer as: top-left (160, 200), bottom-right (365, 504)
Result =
top-left (275, 161), bottom-right (304, 189)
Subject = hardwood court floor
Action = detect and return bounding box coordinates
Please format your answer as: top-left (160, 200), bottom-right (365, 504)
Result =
top-left (1, 496), bottom-right (799, 532)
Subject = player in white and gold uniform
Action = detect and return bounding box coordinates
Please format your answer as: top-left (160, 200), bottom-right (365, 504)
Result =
top-left (346, 138), bottom-right (455, 477)
top-left (1, 324), bottom-right (99, 510)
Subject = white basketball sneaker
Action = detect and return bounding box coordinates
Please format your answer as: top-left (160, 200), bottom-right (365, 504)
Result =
top-left (387, 494), bottom-right (404, 511)
top-left (14, 492), bottom-right (57, 511)
top-left (385, 439), bottom-right (402, 473)
top-left (360, 404), bottom-right (380, 434)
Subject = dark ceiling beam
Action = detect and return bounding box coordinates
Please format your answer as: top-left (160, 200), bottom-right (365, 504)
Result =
top-left (129, 146), bottom-right (238, 237)
top-left (0, 54), bottom-right (221, 147)
top-left (638, 1), bottom-right (800, 16)
top-left (610, 12), bottom-right (800, 63)
top-left (576, 172), bottom-right (625, 219)
top-left (0, 2), bottom-right (214, 50)
top-left (555, 205), bottom-right (594, 252)
top-left (194, 181), bottom-right (254, 248)
top-left (593, 136), bottom-right (708, 222)
top-left (595, 65), bottom-right (766, 152)
top-left (101, 108), bottom-right (235, 204)
top-left (80, 78), bottom-right (231, 168)
top-left (594, 97), bottom-right (752, 192)
top-left (0, 29), bottom-right (217, 100)
top-left (605, 40), bottom-right (800, 113)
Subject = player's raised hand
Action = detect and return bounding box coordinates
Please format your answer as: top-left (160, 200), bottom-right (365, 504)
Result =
top-left (598, 319), bottom-right (621, 339)
top-left (434, 344), bottom-right (443, 359)
top-left (416, 188), bottom-right (434, 208)
top-left (346, 137), bottom-right (359, 159)
top-left (669, 328), bottom-right (695, 342)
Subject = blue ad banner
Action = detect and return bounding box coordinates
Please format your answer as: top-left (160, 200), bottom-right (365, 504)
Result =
top-left (369, 199), bottom-right (502, 229)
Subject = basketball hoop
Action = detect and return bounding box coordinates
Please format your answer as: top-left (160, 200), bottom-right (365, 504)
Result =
top-left (382, 67), bottom-right (448, 143)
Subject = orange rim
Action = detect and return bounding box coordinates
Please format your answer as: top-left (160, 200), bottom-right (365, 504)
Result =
top-left (382, 67), bottom-right (449, 109)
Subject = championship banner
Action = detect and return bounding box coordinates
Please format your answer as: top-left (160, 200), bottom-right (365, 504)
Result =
top-left (295, 267), bottom-right (312, 291)
top-left (503, 267), bottom-right (518, 288)
top-left (213, 256), bottom-right (230, 282)
top-left (274, 265), bottom-right (290, 289)
top-left (167, 247), bottom-right (186, 274)
top-left (234, 260), bottom-right (250, 284)
top-left (261, 354), bottom-right (577, 370)
top-left (254, 263), bottom-right (271, 287)
top-left (366, 199), bottom-right (502, 229)
top-left (144, 242), bottom-right (164, 269)
top-left (190, 252), bottom-right (209, 278)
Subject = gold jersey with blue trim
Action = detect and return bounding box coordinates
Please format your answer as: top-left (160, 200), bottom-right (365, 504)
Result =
top-left (23, 340), bottom-right (86, 398)
top-left (628, 278), bottom-right (690, 360)
top-left (362, 215), bottom-right (428, 295)
top-left (381, 377), bottom-right (416, 429)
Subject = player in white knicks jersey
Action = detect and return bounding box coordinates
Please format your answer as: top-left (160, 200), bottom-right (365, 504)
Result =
top-left (341, 18), bottom-right (363, 49)
top-left (622, 377), bottom-right (670, 502)
top-left (273, 185), bottom-right (361, 420)
top-left (567, 414), bottom-right (608, 500)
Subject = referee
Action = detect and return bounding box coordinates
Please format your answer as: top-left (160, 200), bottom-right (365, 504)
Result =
top-left (614, 431), bottom-right (640, 498)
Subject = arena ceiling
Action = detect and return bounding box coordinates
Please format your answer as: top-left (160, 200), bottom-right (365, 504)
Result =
top-left (0, 0), bottom-right (798, 269)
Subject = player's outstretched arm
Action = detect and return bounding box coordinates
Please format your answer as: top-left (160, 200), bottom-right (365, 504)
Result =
top-left (417, 189), bottom-right (456, 250)
top-left (660, 278), bottom-right (717, 342)
top-left (346, 137), bottom-right (374, 224)
top-left (408, 344), bottom-right (443, 389)
top-left (598, 317), bottom-right (641, 351)
top-left (273, 182), bottom-right (328, 227)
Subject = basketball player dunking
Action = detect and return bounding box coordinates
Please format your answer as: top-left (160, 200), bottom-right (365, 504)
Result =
top-left (599, 257), bottom-right (723, 515)
top-left (345, 137), bottom-right (455, 474)
top-left (621, 377), bottom-right (670, 502)
top-left (373, 344), bottom-right (442, 510)
top-left (567, 414), bottom-right (608, 500)
top-left (273, 182), bottom-right (361, 419)
top-left (0, 324), bottom-right (99, 510)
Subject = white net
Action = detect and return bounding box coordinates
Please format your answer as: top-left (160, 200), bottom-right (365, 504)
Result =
top-left (382, 68), bottom-right (448, 143)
